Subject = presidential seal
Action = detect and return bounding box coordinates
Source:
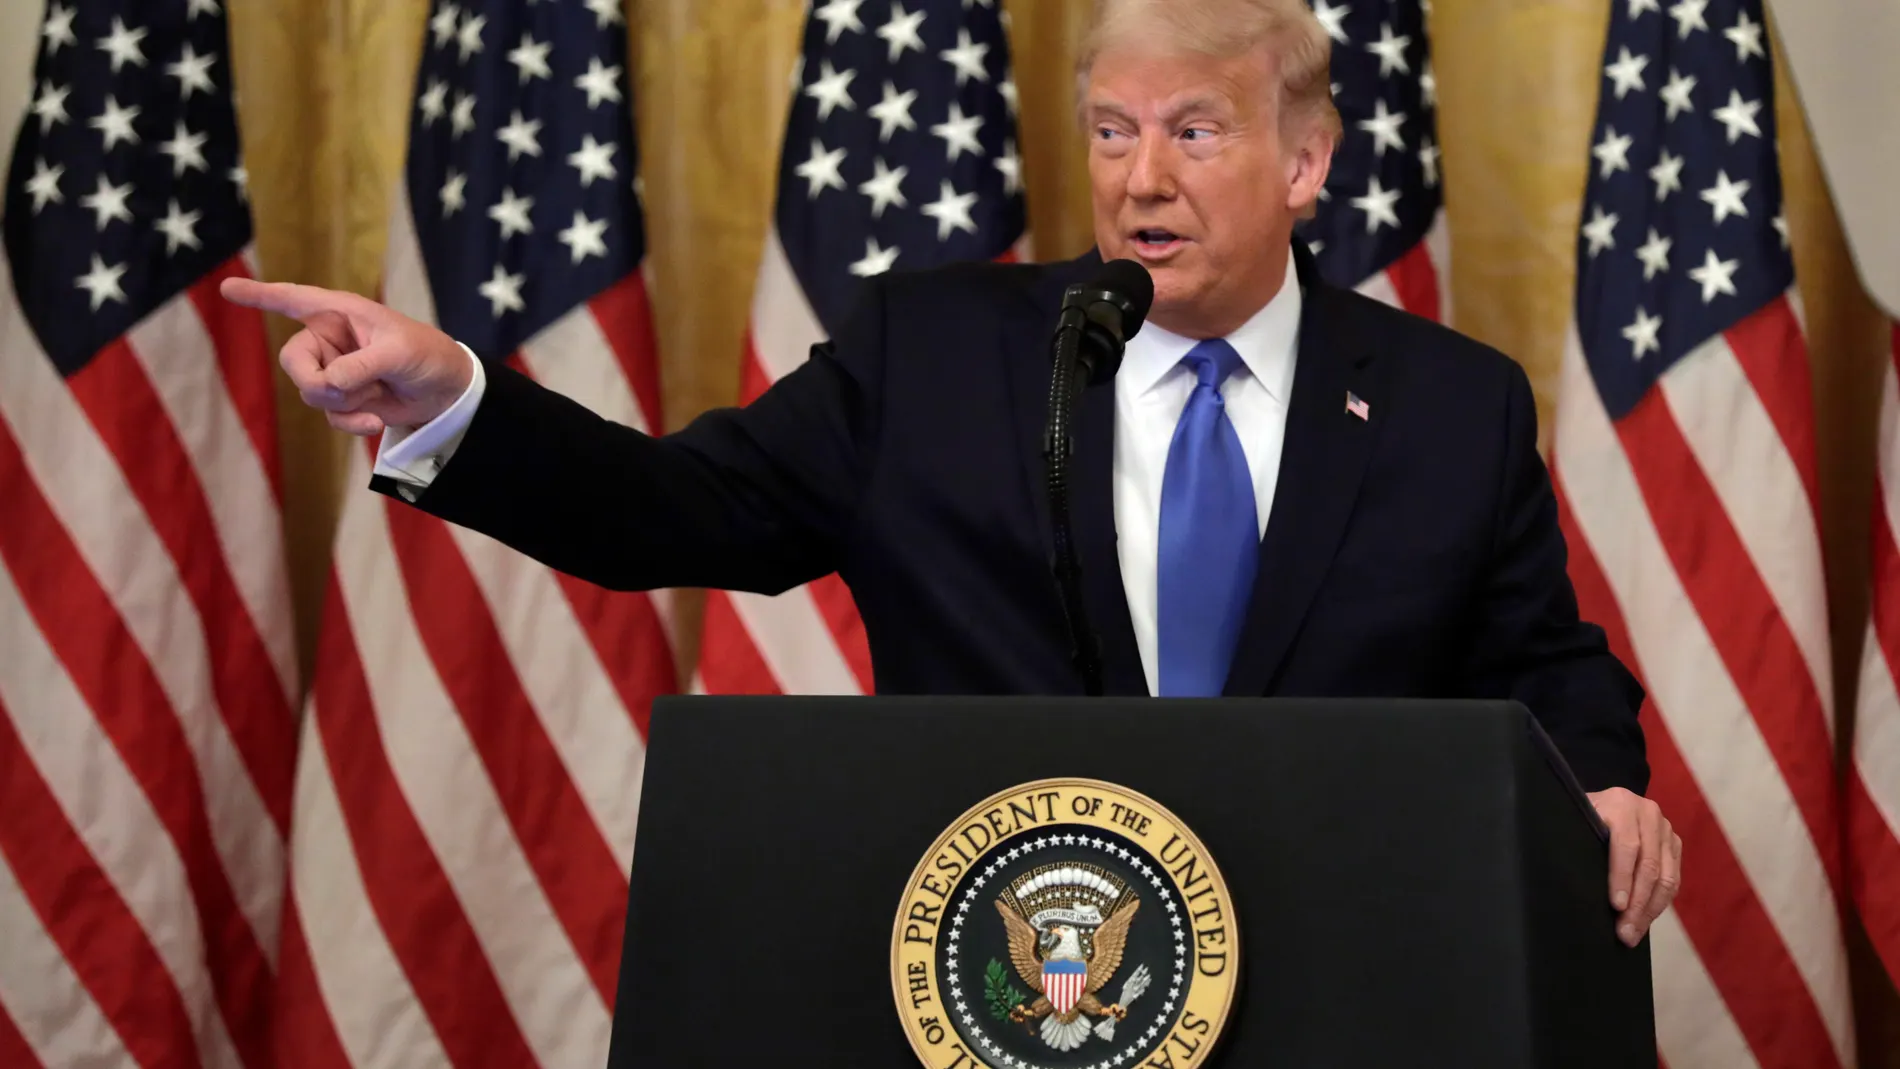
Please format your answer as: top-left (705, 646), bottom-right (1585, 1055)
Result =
top-left (891, 779), bottom-right (1238, 1069)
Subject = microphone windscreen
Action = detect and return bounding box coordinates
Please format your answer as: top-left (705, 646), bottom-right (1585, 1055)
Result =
top-left (1092, 259), bottom-right (1154, 336)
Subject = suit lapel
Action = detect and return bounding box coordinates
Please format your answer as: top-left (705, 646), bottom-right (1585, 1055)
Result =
top-left (1005, 251), bottom-right (1148, 696)
top-left (1223, 243), bottom-right (1387, 696)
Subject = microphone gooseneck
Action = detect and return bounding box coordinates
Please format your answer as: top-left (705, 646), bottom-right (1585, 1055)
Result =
top-left (1044, 326), bottom-right (1095, 693)
top-left (1043, 259), bottom-right (1154, 697)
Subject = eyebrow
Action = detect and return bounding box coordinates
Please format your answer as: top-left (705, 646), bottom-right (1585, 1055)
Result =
top-left (1084, 95), bottom-right (1231, 124)
top-left (1160, 96), bottom-right (1228, 122)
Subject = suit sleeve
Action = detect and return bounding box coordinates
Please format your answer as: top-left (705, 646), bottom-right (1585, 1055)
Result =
top-left (1461, 360), bottom-right (1650, 795)
top-left (369, 279), bottom-right (890, 595)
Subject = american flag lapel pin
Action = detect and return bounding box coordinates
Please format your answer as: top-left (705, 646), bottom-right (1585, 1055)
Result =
top-left (1345, 391), bottom-right (1370, 421)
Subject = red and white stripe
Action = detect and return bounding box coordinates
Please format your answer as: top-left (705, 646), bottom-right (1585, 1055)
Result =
top-left (270, 181), bottom-right (676, 1069)
top-left (1551, 294), bottom-right (1857, 1069)
top-left (1353, 211), bottom-right (1452, 324)
top-left (1848, 321), bottom-right (1900, 991)
top-left (1044, 968), bottom-right (1085, 1015)
top-left (692, 230), bottom-right (875, 697)
top-left (0, 243), bottom-right (296, 1069)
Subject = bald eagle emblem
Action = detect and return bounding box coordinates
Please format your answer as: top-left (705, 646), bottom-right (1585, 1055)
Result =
top-left (992, 863), bottom-right (1153, 1052)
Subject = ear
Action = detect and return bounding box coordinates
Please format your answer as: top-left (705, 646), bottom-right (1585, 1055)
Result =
top-left (1283, 122), bottom-right (1336, 217)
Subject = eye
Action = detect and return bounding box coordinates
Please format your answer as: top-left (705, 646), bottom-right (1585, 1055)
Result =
top-left (1181, 127), bottom-right (1216, 142)
top-left (1095, 126), bottom-right (1123, 141)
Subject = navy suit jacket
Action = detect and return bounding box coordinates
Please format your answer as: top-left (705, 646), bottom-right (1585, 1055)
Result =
top-left (377, 240), bottom-right (1649, 793)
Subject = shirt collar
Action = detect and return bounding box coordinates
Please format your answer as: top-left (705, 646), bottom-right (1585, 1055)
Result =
top-left (1117, 244), bottom-right (1302, 404)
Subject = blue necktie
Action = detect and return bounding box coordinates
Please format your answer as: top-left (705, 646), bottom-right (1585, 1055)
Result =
top-left (1157, 339), bottom-right (1258, 697)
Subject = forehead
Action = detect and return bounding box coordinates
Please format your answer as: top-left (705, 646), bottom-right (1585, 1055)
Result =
top-left (1084, 42), bottom-right (1274, 117)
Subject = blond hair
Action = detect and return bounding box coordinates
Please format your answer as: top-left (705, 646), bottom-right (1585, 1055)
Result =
top-left (1075, 0), bottom-right (1344, 144)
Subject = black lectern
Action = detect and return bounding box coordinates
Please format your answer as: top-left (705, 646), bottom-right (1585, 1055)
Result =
top-left (605, 697), bottom-right (1655, 1068)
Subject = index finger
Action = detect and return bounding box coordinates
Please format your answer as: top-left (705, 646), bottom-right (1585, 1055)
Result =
top-left (221, 277), bottom-right (371, 323)
top-left (1605, 811), bottom-right (1640, 913)
top-left (1620, 806), bottom-right (1668, 927)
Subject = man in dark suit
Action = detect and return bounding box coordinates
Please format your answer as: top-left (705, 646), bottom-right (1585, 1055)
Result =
top-left (225, 0), bottom-right (1680, 945)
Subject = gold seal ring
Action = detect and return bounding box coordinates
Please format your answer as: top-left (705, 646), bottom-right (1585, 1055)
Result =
top-left (891, 778), bottom-right (1239, 1069)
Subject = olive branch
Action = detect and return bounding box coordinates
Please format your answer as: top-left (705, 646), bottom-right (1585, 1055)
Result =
top-left (984, 959), bottom-right (1028, 1022)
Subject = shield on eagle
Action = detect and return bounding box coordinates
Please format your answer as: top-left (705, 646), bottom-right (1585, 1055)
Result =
top-left (1042, 958), bottom-right (1088, 1015)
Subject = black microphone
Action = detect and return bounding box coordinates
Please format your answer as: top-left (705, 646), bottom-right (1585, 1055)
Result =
top-left (1042, 260), bottom-right (1154, 696)
top-left (1055, 258), bottom-right (1155, 386)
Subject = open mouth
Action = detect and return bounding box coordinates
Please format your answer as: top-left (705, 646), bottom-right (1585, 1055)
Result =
top-left (1131, 229), bottom-right (1187, 257)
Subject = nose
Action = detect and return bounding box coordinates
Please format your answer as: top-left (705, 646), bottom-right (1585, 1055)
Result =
top-left (1126, 130), bottom-right (1177, 201)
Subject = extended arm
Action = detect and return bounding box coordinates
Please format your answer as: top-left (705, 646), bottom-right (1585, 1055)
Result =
top-left (388, 325), bottom-right (881, 593)
top-left (223, 274), bottom-right (890, 595)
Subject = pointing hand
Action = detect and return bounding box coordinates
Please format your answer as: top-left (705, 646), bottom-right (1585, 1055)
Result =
top-left (221, 278), bottom-right (472, 437)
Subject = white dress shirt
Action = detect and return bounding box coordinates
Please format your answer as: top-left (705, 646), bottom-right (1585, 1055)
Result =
top-left (372, 253), bottom-right (1304, 695)
top-left (1113, 250), bottom-right (1302, 695)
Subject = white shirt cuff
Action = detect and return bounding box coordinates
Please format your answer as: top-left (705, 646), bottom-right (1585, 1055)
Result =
top-left (372, 342), bottom-right (486, 493)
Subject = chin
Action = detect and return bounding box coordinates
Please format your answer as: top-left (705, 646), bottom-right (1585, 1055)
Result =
top-left (1144, 274), bottom-right (1206, 326)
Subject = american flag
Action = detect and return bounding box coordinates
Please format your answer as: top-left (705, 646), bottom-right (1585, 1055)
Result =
top-left (693, 0), bottom-right (1026, 697)
top-left (269, 1), bottom-right (676, 1066)
top-left (1550, 2), bottom-right (1855, 1066)
top-left (1852, 319), bottom-right (1900, 991)
top-left (1298, 0), bottom-right (1449, 320)
top-left (0, 2), bottom-right (295, 1067)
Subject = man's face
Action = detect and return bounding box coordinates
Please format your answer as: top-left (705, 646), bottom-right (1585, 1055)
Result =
top-left (1085, 43), bottom-right (1325, 338)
